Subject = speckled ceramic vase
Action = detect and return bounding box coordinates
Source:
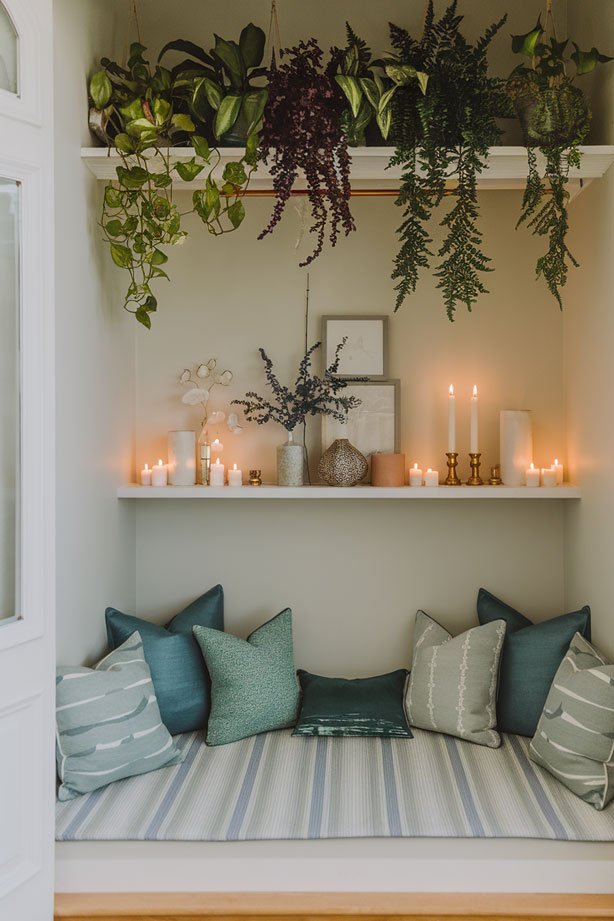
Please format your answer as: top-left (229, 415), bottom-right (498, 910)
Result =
top-left (318, 438), bottom-right (368, 487)
top-left (277, 431), bottom-right (304, 487)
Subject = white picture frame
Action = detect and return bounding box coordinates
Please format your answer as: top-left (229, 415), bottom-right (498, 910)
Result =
top-left (322, 315), bottom-right (388, 379)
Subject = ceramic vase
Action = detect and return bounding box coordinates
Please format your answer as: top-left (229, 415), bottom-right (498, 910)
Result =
top-left (277, 431), bottom-right (304, 487)
top-left (318, 438), bottom-right (368, 487)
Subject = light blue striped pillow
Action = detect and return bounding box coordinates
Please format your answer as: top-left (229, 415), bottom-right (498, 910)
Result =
top-left (56, 632), bottom-right (183, 800)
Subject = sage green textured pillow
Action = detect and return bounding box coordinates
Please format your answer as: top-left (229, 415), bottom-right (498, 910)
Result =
top-left (406, 610), bottom-right (507, 748)
top-left (529, 633), bottom-right (614, 810)
top-left (56, 632), bottom-right (183, 801)
top-left (193, 609), bottom-right (300, 746)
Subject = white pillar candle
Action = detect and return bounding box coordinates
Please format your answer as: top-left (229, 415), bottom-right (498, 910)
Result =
top-left (541, 467), bottom-right (557, 488)
top-left (168, 430), bottom-right (196, 486)
top-left (211, 438), bottom-right (224, 454)
top-left (409, 462), bottom-right (423, 487)
top-left (470, 385), bottom-right (479, 454)
top-left (448, 385), bottom-right (456, 453)
top-left (525, 462), bottom-right (541, 487)
top-left (228, 463), bottom-right (243, 487)
top-left (209, 458), bottom-right (225, 486)
top-left (500, 410), bottom-right (533, 486)
top-left (151, 459), bottom-right (168, 487)
top-left (140, 463), bottom-right (152, 486)
top-left (552, 458), bottom-right (564, 485)
top-left (424, 468), bottom-right (439, 487)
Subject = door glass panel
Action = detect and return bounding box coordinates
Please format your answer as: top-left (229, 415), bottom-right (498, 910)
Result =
top-left (0, 3), bottom-right (18, 95)
top-left (0, 178), bottom-right (19, 624)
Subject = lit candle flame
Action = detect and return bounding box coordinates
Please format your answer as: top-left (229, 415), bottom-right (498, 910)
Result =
top-left (215, 458), bottom-right (220, 465)
top-left (530, 463), bottom-right (535, 470)
top-left (554, 458), bottom-right (559, 465)
top-left (144, 464), bottom-right (149, 471)
top-left (427, 468), bottom-right (432, 473)
top-left (413, 463), bottom-right (418, 470)
top-left (449, 384), bottom-right (454, 396)
top-left (157, 459), bottom-right (163, 467)
top-left (472, 384), bottom-right (478, 398)
top-left (233, 464), bottom-right (237, 470)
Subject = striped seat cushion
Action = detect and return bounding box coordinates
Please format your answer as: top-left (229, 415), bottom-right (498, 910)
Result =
top-left (56, 632), bottom-right (183, 801)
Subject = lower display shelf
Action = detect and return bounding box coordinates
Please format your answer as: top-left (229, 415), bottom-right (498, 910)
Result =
top-left (117, 484), bottom-right (580, 500)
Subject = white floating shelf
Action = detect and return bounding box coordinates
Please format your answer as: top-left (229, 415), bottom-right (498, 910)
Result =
top-left (82, 146), bottom-right (614, 194)
top-left (117, 484), bottom-right (580, 500)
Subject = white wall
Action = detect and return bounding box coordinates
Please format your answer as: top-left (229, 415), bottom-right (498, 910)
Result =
top-left (564, 1), bottom-right (614, 658)
top-left (54, 0), bottom-right (136, 665)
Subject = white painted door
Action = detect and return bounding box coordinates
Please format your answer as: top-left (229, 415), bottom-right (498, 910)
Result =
top-left (0, 0), bottom-right (55, 919)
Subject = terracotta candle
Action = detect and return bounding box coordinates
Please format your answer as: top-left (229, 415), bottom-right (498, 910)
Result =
top-left (371, 453), bottom-right (406, 487)
top-left (424, 468), bottom-right (439, 487)
top-left (140, 463), bottom-right (152, 486)
top-left (227, 463), bottom-right (243, 487)
top-left (409, 463), bottom-right (423, 487)
top-left (151, 459), bottom-right (168, 487)
top-left (525, 462), bottom-right (540, 487)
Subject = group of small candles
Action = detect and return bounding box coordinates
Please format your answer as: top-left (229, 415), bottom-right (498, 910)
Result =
top-left (140, 436), bottom-right (244, 487)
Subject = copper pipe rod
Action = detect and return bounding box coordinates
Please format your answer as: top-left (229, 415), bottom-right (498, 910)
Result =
top-left (241, 188), bottom-right (402, 197)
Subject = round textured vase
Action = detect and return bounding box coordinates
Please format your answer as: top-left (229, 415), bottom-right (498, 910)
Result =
top-left (318, 438), bottom-right (368, 487)
top-left (277, 432), bottom-right (304, 487)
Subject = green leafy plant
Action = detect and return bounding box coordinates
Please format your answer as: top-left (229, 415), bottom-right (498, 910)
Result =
top-left (388, 1), bottom-right (508, 320)
top-left (508, 14), bottom-right (612, 307)
top-left (158, 24), bottom-right (268, 144)
top-left (89, 43), bottom-right (258, 328)
top-left (328, 23), bottom-right (428, 146)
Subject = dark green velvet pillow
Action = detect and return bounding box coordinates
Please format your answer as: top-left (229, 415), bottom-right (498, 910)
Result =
top-left (105, 585), bottom-right (224, 735)
top-left (477, 588), bottom-right (591, 737)
top-left (293, 669), bottom-right (413, 738)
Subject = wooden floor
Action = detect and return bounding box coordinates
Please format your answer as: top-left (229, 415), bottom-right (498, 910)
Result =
top-left (54, 892), bottom-right (614, 921)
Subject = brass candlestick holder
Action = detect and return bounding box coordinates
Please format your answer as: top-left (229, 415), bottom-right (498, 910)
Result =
top-left (467, 452), bottom-right (483, 486)
top-left (445, 452), bottom-right (461, 486)
top-left (249, 469), bottom-right (262, 486)
top-left (200, 442), bottom-right (211, 486)
top-left (488, 464), bottom-right (502, 486)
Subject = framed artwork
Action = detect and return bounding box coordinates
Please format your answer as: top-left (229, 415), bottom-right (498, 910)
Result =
top-left (322, 315), bottom-right (388, 379)
top-left (321, 380), bottom-right (400, 459)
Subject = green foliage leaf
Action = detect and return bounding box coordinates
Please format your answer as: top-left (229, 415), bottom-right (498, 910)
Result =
top-left (376, 105), bottom-right (392, 140)
top-left (359, 77), bottom-right (380, 110)
top-left (194, 76), bottom-right (223, 112)
top-left (90, 71), bottom-right (113, 108)
top-left (119, 99), bottom-right (145, 122)
top-left (212, 36), bottom-right (245, 88)
top-left (153, 172), bottom-right (173, 189)
top-left (239, 22), bottom-right (266, 69)
top-left (206, 180), bottom-right (221, 217)
top-left (116, 166), bottom-right (149, 189)
top-left (104, 186), bottom-right (122, 209)
top-left (126, 117), bottom-right (158, 137)
top-left (571, 43), bottom-right (614, 75)
top-left (511, 17), bottom-right (543, 57)
top-left (114, 133), bottom-right (135, 154)
top-left (241, 88), bottom-right (268, 134)
top-left (110, 243), bottom-right (133, 268)
top-left (149, 249), bottom-right (168, 265)
top-left (335, 75), bottom-right (362, 117)
top-left (378, 86), bottom-right (397, 114)
top-left (157, 39), bottom-right (216, 68)
top-left (222, 160), bottom-right (248, 185)
top-left (105, 219), bottom-right (124, 237)
top-left (227, 200), bottom-right (245, 228)
top-left (175, 159), bottom-right (204, 182)
top-left (214, 94), bottom-right (242, 139)
top-left (153, 97), bottom-right (171, 126)
top-left (192, 135), bottom-right (210, 160)
top-left (135, 307), bottom-right (152, 329)
top-left (171, 113), bottom-right (196, 133)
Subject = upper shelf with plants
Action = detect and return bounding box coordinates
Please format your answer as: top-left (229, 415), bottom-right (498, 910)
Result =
top-left (84, 2), bottom-right (614, 327)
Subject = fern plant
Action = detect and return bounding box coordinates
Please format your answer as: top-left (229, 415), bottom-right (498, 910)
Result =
top-left (387, 1), bottom-right (508, 320)
top-left (508, 14), bottom-right (612, 307)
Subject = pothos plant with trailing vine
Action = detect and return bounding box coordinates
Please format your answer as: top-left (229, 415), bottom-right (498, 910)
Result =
top-left (89, 43), bottom-right (259, 328)
top-left (507, 14), bottom-right (612, 307)
top-left (385, 1), bottom-right (509, 320)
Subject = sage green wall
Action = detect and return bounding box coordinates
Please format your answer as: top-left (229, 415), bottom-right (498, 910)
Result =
top-left (564, 0), bottom-right (614, 658)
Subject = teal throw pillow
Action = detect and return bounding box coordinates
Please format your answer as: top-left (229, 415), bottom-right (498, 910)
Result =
top-left (530, 633), bottom-right (614, 810)
top-left (106, 584), bottom-right (224, 735)
top-left (293, 669), bottom-right (413, 738)
top-left (193, 609), bottom-right (300, 746)
top-left (406, 610), bottom-right (507, 748)
top-left (477, 588), bottom-right (591, 737)
top-left (56, 632), bottom-right (183, 800)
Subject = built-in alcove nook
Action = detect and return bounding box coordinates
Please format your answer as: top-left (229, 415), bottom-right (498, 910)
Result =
top-left (41, 0), bottom-right (614, 913)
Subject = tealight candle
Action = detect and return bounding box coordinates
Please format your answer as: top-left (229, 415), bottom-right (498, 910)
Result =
top-left (541, 467), bottom-right (557, 488)
top-left (211, 438), bottom-right (224, 453)
top-left (424, 468), bottom-right (439, 487)
top-left (140, 463), bottom-right (152, 486)
top-left (409, 463), bottom-right (423, 487)
top-left (525, 462), bottom-right (540, 487)
top-left (552, 458), bottom-right (564, 485)
top-left (151, 459), bottom-right (168, 487)
top-left (210, 457), bottom-right (225, 486)
top-left (228, 463), bottom-right (243, 487)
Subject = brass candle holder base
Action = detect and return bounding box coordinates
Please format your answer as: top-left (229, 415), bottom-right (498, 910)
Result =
top-left (445, 452), bottom-right (461, 486)
top-left (200, 443), bottom-right (211, 486)
top-left (488, 464), bottom-right (502, 486)
top-left (467, 452), bottom-right (483, 486)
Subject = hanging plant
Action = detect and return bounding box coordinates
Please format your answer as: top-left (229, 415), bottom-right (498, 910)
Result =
top-left (386, 1), bottom-right (508, 320)
top-left (507, 12), bottom-right (612, 307)
top-left (158, 23), bottom-right (268, 146)
top-left (328, 23), bottom-right (428, 147)
top-left (258, 39), bottom-right (356, 266)
top-left (89, 43), bottom-right (258, 328)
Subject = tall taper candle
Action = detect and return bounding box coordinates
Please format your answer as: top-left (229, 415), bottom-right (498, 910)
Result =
top-left (448, 384), bottom-right (456, 452)
top-left (470, 385), bottom-right (479, 454)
